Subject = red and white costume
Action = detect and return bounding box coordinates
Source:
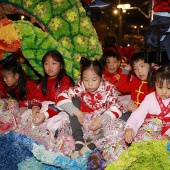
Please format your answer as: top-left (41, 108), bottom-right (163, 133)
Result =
top-left (57, 79), bottom-right (122, 119)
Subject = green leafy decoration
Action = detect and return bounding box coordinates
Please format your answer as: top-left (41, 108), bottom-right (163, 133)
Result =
top-left (106, 140), bottom-right (170, 170)
top-left (0, 0), bottom-right (102, 81)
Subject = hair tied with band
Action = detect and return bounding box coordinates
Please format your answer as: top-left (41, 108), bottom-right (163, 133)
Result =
top-left (154, 65), bottom-right (161, 71)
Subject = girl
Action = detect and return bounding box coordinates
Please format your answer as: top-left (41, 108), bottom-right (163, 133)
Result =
top-left (0, 60), bottom-right (42, 113)
top-left (31, 50), bottom-right (74, 125)
top-left (124, 64), bottom-right (170, 144)
top-left (56, 57), bottom-right (123, 159)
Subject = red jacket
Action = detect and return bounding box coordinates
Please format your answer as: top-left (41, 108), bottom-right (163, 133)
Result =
top-left (9, 78), bottom-right (43, 107)
top-left (117, 73), bottom-right (154, 106)
top-left (35, 75), bottom-right (74, 118)
top-left (103, 67), bottom-right (122, 88)
top-left (0, 75), bottom-right (7, 98)
top-left (153, 0), bottom-right (170, 12)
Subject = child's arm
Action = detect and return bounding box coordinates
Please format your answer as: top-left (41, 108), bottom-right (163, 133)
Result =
top-left (124, 95), bottom-right (151, 138)
top-left (89, 116), bottom-right (102, 130)
top-left (117, 66), bottom-right (133, 93)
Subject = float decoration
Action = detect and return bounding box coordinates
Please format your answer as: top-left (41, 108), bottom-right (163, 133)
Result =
top-left (105, 140), bottom-right (170, 170)
top-left (0, 0), bottom-right (102, 81)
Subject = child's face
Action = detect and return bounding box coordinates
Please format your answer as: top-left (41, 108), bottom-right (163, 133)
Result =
top-left (105, 57), bottom-right (120, 74)
top-left (133, 60), bottom-right (150, 81)
top-left (1, 70), bottom-right (19, 87)
top-left (44, 55), bottom-right (62, 78)
top-left (82, 68), bottom-right (102, 93)
top-left (155, 80), bottom-right (170, 100)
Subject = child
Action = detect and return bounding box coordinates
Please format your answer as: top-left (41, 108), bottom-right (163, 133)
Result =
top-left (56, 57), bottom-right (123, 159)
top-left (124, 64), bottom-right (170, 144)
top-left (117, 52), bottom-right (154, 113)
top-left (30, 50), bottom-right (74, 125)
top-left (100, 50), bottom-right (122, 88)
top-left (0, 60), bottom-right (42, 114)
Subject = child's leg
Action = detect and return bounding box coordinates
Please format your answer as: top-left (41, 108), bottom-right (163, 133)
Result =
top-left (69, 115), bottom-right (85, 150)
top-left (70, 97), bottom-right (85, 159)
top-left (120, 111), bottom-right (132, 122)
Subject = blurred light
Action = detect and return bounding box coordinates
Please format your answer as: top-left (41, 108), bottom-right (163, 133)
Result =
top-left (122, 9), bottom-right (126, 13)
top-left (117, 4), bottom-right (131, 9)
top-left (21, 15), bottom-right (25, 20)
top-left (134, 26), bottom-right (137, 29)
top-left (113, 9), bottom-right (118, 15)
top-left (140, 25), bottom-right (143, 28)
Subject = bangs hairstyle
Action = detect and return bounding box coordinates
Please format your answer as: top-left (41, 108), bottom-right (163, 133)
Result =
top-left (154, 65), bottom-right (170, 87)
top-left (80, 57), bottom-right (103, 79)
top-left (41, 50), bottom-right (68, 95)
top-left (100, 50), bottom-right (120, 66)
top-left (42, 50), bottom-right (65, 67)
top-left (1, 60), bottom-right (26, 99)
top-left (129, 52), bottom-right (146, 70)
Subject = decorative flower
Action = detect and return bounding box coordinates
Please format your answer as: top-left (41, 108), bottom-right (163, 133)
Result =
top-left (23, 0), bottom-right (33, 8)
top-left (33, 2), bottom-right (47, 18)
top-left (64, 9), bottom-right (78, 23)
top-left (49, 17), bottom-right (63, 30)
top-left (0, 18), bottom-right (21, 59)
top-left (52, 0), bottom-right (64, 7)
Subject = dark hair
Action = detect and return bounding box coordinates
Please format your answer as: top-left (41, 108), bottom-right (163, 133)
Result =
top-left (80, 57), bottom-right (103, 79)
top-left (41, 50), bottom-right (74, 95)
top-left (1, 60), bottom-right (26, 99)
top-left (129, 52), bottom-right (152, 71)
top-left (102, 36), bottom-right (117, 52)
top-left (148, 64), bottom-right (170, 88)
top-left (100, 50), bottom-right (120, 67)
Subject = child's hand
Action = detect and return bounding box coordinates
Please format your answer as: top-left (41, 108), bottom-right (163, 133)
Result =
top-left (74, 110), bottom-right (85, 124)
top-left (126, 103), bottom-right (138, 112)
top-left (32, 113), bottom-right (45, 125)
top-left (161, 135), bottom-right (170, 140)
top-left (124, 128), bottom-right (134, 144)
top-left (123, 64), bottom-right (131, 71)
top-left (89, 116), bottom-right (102, 131)
top-left (32, 106), bottom-right (40, 117)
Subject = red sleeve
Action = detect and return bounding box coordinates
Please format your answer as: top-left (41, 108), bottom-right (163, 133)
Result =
top-left (19, 79), bottom-right (43, 107)
top-left (0, 77), bottom-right (7, 98)
top-left (59, 75), bottom-right (74, 93)
top-left (117, 73), bottom-right (133, 93)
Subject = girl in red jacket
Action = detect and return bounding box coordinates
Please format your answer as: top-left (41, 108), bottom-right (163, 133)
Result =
top-left (0, 60), bottom-right (42, 114)
top-left (31, 50), bottom-right (74, 125)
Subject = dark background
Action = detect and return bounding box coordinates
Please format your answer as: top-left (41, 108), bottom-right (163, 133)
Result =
top-left (90, 0), bottom-right (151, 44)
